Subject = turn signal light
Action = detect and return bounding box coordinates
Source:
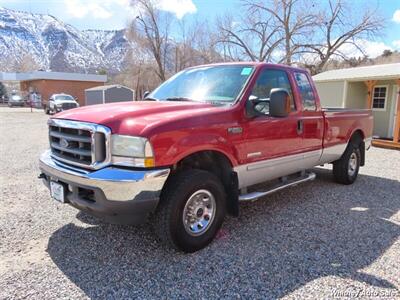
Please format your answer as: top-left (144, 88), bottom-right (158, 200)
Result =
top-left (144, 158), bottom-right (155, 168)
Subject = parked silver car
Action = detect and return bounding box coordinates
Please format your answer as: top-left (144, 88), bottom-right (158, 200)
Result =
top-left (8, 95), bottom-right (25, 107)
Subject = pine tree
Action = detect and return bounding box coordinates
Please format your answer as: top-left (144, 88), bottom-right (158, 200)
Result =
top-left (0, 82), bottom-right (7, 101)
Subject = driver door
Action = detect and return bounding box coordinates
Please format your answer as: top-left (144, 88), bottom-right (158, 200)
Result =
top-left (239, 67), bottom-right (303, 186)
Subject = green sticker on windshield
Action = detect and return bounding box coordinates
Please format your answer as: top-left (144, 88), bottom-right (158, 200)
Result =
top-left (241, 67), bottom-right (252, 75)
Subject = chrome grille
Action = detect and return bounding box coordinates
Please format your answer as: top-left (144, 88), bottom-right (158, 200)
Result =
top-left (48, 119), bottom-right (111, 169)
top-left (61, 103), bottom-right (78, 110)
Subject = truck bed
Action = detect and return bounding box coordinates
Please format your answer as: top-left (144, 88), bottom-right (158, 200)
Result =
top-left (322, 107), bottom-right (373, 152)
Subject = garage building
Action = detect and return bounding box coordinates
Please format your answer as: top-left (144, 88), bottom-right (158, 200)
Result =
top-left (0, 71), bottom-right (107, 107)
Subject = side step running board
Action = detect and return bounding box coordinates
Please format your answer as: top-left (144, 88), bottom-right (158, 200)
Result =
top-left (239, 171), bottom-right (316, 202)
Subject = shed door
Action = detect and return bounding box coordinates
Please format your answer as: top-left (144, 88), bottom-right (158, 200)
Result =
top-left (389, 85), bottom-right (399, 138)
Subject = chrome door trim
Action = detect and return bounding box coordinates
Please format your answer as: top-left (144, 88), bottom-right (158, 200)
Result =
top-left (234, 149), bottom-right (321, 189)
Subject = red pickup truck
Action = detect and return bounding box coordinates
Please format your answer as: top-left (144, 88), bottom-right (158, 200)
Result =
top-left (39, 63), bottom-right (373, 252)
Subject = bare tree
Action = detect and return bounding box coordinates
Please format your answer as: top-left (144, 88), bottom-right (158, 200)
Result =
top-left (307, 0), bottom-right (384, 72)
top-left (173, 19), bottom-right (222, 70)
top-left (191, 21), bottom-right (221, 64)
top-left (244, 0), bottom-right (318, 65)
top-left (13, 53), bottom-right (40, 72)
top-left (216, 8), bottom-right (282, 62)
top-left (129, 0), bottom-right (172, 81)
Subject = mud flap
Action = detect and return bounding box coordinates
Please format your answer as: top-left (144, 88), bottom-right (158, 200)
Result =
top-left (226, 171), bottom-right (239, 217)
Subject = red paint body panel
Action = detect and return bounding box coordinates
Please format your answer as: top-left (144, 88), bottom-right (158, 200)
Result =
top-left (53, 62), bottom-right (373, 168)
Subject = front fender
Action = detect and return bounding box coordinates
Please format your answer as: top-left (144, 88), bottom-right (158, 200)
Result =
top-left (154, 132), bottom-right (239, 167)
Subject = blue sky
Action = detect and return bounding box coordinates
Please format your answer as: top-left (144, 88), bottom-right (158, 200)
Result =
top-left (1, 0), bottom-right (399, 57)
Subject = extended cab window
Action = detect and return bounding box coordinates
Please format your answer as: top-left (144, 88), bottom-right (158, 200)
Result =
top-left (249, 69), bottom-right (295, 115)
top-left (294, 72), bottom-right (316, 111)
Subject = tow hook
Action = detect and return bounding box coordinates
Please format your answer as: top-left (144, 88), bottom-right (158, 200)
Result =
top-left (38, 173), bottom-right (47, 180)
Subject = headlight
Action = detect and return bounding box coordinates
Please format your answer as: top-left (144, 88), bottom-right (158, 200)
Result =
top-left (56, 103), bottom-right (62, 107)
top-left (111, 135), bottom-right (154, 167)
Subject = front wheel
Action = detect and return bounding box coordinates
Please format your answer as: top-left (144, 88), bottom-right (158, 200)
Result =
top-left (333, 144), bottom-right (361, 185)
top-left (154, 169), bottom-right (226, 252)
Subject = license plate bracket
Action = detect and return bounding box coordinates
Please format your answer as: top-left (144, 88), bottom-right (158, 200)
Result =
top-left (50, 181), bottom-right (66, 203)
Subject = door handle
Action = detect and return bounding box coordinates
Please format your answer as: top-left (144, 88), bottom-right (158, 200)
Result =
top-left (297, 120), bottom-right (303, 135)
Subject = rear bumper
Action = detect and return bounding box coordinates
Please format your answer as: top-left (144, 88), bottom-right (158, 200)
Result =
top-left (39, 150), bottom-right (170, 224)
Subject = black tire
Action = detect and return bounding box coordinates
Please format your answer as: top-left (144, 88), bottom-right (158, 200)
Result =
top-left (333, 143), bottom-right (361, 185)
top-left (154, 169), bottom-right (226, 252)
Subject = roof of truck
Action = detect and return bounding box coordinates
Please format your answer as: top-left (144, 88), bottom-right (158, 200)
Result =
top-left (186, 62), bottom-right (309, 73)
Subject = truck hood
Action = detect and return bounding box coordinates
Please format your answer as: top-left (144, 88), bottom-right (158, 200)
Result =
top-left (53, 101), bottom-right (223, 135)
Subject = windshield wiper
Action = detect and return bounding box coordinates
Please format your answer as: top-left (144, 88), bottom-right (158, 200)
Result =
top-left (164, 97), bottom-right (194, 102)
top-left (144, 96), bottom-right (159, 101)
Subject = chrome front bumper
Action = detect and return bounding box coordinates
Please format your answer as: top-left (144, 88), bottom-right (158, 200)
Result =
top-left (39, 150), bottom-right (170, 224)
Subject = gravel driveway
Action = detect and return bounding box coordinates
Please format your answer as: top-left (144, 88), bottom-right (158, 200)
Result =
top-left (0, 107), bottom-right (399, 299)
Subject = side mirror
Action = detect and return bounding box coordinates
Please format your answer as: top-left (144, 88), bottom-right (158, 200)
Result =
top-left (245, 99), bottom-right (259, 118)
top-left (269, 88), bottom-right (291, 117)
top-left (143, 91), bottom-right (150, 99)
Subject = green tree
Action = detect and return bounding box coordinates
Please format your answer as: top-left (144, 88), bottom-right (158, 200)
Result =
top-left (0, 82), bottom-right (7, 100)
top-left (382, 49), bottom-right (392, 57)
top-left (97, 69), bottom-right (107, 75)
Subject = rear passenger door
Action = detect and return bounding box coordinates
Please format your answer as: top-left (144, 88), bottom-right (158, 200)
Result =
top-left (293, 72), bottom-right (324, 155)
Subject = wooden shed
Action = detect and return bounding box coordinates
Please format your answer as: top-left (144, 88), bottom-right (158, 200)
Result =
top-left (85, 84), bottom-right (134, 106)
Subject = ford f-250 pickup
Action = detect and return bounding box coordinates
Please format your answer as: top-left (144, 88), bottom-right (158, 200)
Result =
top-left (39, 63), bottom-right (373, 252)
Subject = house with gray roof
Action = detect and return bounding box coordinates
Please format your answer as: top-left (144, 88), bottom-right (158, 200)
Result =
top-left (313, 63), bottom-right (400, 149)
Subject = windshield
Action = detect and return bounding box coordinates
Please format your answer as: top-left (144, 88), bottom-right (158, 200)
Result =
top-left (11, 95), bottom-right (22, 101)
top-left (55, 95), bottom-right (74, 101)
top-left (149, 65), bottom-right (254, 104)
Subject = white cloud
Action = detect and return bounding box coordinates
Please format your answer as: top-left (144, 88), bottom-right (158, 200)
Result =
top-left (300, 39), bottom-right (393, 64)
top-left (393, 9), bottom-right (400, 23)
top-left (156, 0), bottom-right (197, 19)
top-left (334, 39), bottom-right (393, 58)
top-left (64, 0), bottom-right (196, 20)
top-left (64, 0), bottom-right (113, 19)
top-left (131, 0), bottom-right (197, 19)
top-left (393, 40), bottom-right (400, 49)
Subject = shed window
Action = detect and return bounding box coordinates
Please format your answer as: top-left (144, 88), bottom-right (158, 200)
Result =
top-left (372, 86), bottom-right (387, 110)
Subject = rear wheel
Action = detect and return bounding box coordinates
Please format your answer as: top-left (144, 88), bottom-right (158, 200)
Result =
top-left (154, 169), bottom-right (226, 252)
top-left (333, 143), bottom-right (361, 185)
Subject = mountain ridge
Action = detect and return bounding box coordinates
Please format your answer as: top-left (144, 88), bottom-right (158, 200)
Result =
top-left (0, 7), bottom-right (132, 73)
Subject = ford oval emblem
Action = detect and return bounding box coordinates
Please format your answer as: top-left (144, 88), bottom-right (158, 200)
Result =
top-left (60, 138), bottom-right (69, 148)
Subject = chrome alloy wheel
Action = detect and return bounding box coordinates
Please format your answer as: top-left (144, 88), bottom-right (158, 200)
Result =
top-left (348, 152), bottom-right (358, 176)
top-left (182, 189), bottom-right (216, 236)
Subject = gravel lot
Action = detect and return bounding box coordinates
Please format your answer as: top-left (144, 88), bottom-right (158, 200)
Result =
top-left (0, 107), bottom-right (399, 299)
